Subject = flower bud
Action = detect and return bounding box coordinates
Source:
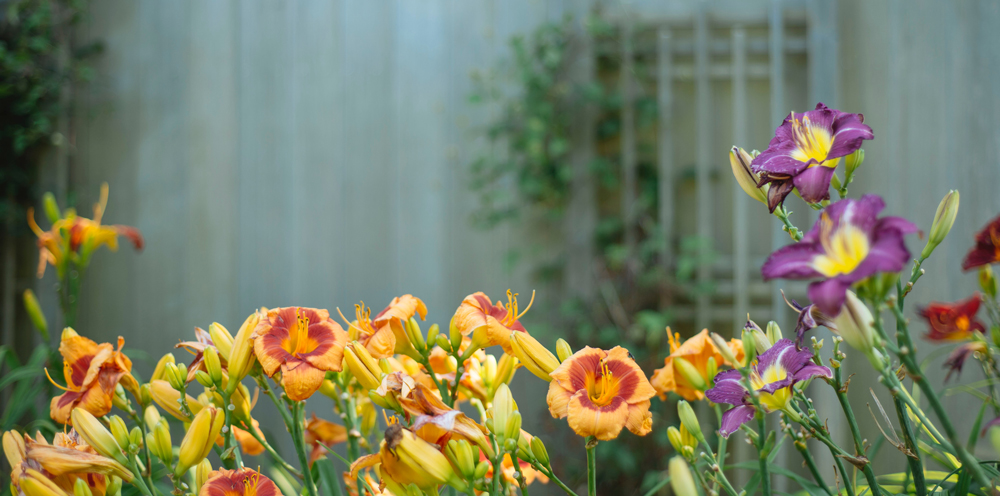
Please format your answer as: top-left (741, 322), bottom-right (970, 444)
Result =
top-left (230, 383), bottom-right (253, 421)
top-left (143, 406), bottom-right (161, 429)
top-left (981, 266), bottom-right (998, 299)
top-left (164, 362), bottom-right (184, 390)
top-left (150, 380), bottom-right (203, 422)
top-left (227, 311), bottom-right (261, 394)
top-left (108, 416), bottom-right (130, 449)
top-left (194, 459), bottom-right (212, 493)
top-left (667, 426), bottom-right (696, 459)
top-left (473, 460), bottom-right (490, 480)
top-left (555, 338), bottom-right (573, 362)
top-left (505, 411), bottom-right (522, 441)
top-left (22, 290), bottom-right (47, 339)
top-left (449, 316), bottom-right (464, 351)
top-left (989, 426), bottom-right (1000, 459)
top-left (494, 354), bottom-right (517, 390)
top-left (492, 384), bottom-right (514, 444)
top-left (677, 401), bottom-right (705, 444)
top-left (128, 427), bottom-right (143, 450)
top-left (530, 436), bottom-right (549, 466)
top-left (509, 332), bottom-right (559, 382)
top-left (4, 431), bottom-right (25, 467)
top-left (730, 147), bottom-right (768, 204)
top-left (151, 419), bottom-right (173, 462)
top-left (744, 320), bottom-right (771, 355)
top-left (42, 192), bottom-right (61, 223)
top-left (71, 409), bottom-right (126, 465)
top-left (21, 468), bottom-right (70, 496)
top-left (111, 384), bottom-right (130, 413)
top-left (208, 322), bottom-right (234, 361)
top-left (668, 457), bottom-right (697, 496)
top-left (705, 357), bottom-right (718, 385)
top-left (844, 148), bottom-right (864, 177)
top-left (344, 343), bottom-right (381, 391)
top-left (922, 190), bottom-right (960, 259)
top-left (139, 384), bottom-right (152, 406)
top-left (151, 353), bottom-right (175, 382)
top-left (709, 332), bottom-right (739, 366)
top-left (445, 439), bottom-right (476, 479)
top-left (482, 355), bottom-right (497, 388)
top-left (766, 321), bottom-right (783, 343)
top-left (405, 318), bottom-right (426, 352)
top-left (195, 370), bottom-right (213, 388)
top-left (204, 346), bottom-right (223, 386)
top-left (831, 291), bottom-right (877, 356)
top-left (106, 477), bottom-right (122, 496)
top-left (74, 477), bottom-right (93, 496)
top-left (672, 357), bottom-right (706, 391)
top-left (741, 328), bottom-right (756, 368)
top-left (176, 406), bottom-right (224, 476)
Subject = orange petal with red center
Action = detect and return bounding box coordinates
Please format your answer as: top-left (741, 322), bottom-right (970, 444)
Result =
top-left (300, 320), bottom-right (347, 372)
top-left (549, 346), bottom-right (604, 392)
top-left (280, 360), bottom-right (326, 402)
top-left (566, 391), bottom-right (629, 441)
top-left (604, 346), bottom-right (656, 404)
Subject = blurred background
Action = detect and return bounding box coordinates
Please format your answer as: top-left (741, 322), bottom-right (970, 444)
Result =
top-left (2, 0), bottom-right (1000, 494)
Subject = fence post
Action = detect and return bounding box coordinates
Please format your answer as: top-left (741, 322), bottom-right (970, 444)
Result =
top-left (695, 3), bottom-right (712, 331)
top-left (657, 28), bottom-right (674, 309)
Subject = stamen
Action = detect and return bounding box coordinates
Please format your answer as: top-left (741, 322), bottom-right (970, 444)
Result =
top-left (26, 208), bottom-right (45, 237)
top-left (94, 183), bottom-right (109, 225)
top-left (666, 327), bottom-right (679, 353)
top-left (514, 290), bottom-right (535, 320)
top-left (382, 410), bottom-right (398, 426)
top-left (45, 368), bottom-right (70, 391)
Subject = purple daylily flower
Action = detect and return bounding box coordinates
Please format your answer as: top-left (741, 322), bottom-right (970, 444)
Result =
top-left (752, 103), bottom-right (873, 211)
top-left (761, 195), bottom-right (918, 316)
top-left (706, 339), bottom-right (831, 438)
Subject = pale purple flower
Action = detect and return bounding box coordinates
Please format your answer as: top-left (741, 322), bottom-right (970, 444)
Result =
top-left (706, 339), bottom-right (831, 438)
top-left (752, 103), bottom-right (873, 211)
top-left (762, 195), bottom-right (917, 316)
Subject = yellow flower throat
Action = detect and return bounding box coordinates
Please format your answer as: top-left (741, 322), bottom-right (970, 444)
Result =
top-left (284, 308), bottom-right (318, 357)
top-left (788, 115), bottom-right (837, 168)
top-left (588, 361), bottom-right (617, 407)
top-left (812, 213), bottom-right (870, 277)
top-left (749, 361), bottom-right (791, 412)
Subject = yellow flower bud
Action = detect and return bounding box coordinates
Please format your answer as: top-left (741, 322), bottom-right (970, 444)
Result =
top-left (152, 419), bottom-right (172, 462)
top-left (226, 311), bottom-right (261, 394)
top-left (730, 146), bottom-right (768, 204)
top-left (672, 357), bottom-right (706, 391)
top-left (194, 459), bottom-right (212, 493)
top-left (139, 384), bottom-right (152, 406)
top-left (344, 343), bottom-right (381, 391)
top-left (108, 416), bottom-right (129, 449)
top-left (709, 332), bottom-right (740, 366)
top-left (922, 190), bottom-right (960, 259)
top-left (151, 353), bottom-right (175, 382)
top-left (4, 430), bottom-right (25, 467)
top-left (426, 323), bottom-right (440, 348)
top-left (831, 291), bottom-right (883, 369)
top-left (473, 460), bottom-right (490, 480)
top-left (128, 427), bottom-right (143, 450)
top-left (505, 411), bottom-right (522, 441)
top-left (176, 406), bottom-right (224, 476)
top-left (164, 362), bottom-right (184, 390)
top-left (384, 429), bottom-right (466, 491)
top-left (668, 456), bottom-right (698, 496)
top-left (319, 379), bottom-right (339, 399)
top-left (445, 439), bottom-right (476, 479)
top-left (194, 370), bottom-right (213, 388)
top-left (71, 409), bottom-right (126, 465)
top-left (204, 346), bottom-right (223, 386)
top-left (208, 322), bottom-right (234, 361)
top-left (20, 468), bottom-right (70, 496)
top-left (766, 321), bottom-right (783, 343)
top-left (494, 353), bottom-right (517, 391)
top-left (106, 476), bottom-right (122, 496)
top-left (73, 477), bottom-right (93, 496)
top-left (492, 383), bottom-right (514, 444)
top-left (150, 380), bottom-right (203, 422)
top-left (434, 333), bottom-right (452, 353)
top-left (555, 338), bottom-right (573, 363)
top-left (677, 400), bottom-right (705, 444)
top-left (22, 290), bottom-right (47, 339)
top-left (405, 318), bottom-right (426, 352)
top-left (509, 332), bottom-right (559, 382)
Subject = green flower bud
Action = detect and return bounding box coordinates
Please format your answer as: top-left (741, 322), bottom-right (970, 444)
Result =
top-left (139, 384), bottom-right (152, 406)
top-left (435, 333), bottom-right (452, 353)
top-left (194, 370), bottom-right (214, 388)
top-left (709, 332), bottom-right (739, 366)
top-left (406, 317), bottom-right (426, 352)
top-left (555, 338), bottom-right (573, 363)
top-left (922, 190), bottom-right (960, 259)
top-left (530, 436), bottom-right (549, 466)
top-left (106, 477), bottom-right (122, 496)
top-left (207, 323), bottom-right (234, 361)
top-left (164, 362), bottom-right (184, 390)
top-left (153, 419), bottom-right (172, 463)
top-left (128, 427), bottom-right (143, 450)
top-left (426, 323), bottom-right (440, 347)
top-left (22, 290), bottom-right (48, 339)
top-left (677, 400), bottom-right (705, 444)
top-left (108, 416), bottom-right (130, 449)
top-left (74, 478), bottom-right (94, 496)
top-left (449, 316), bottom-right (464, 351)
top-left (672, 357), bottom-right (706, 391)
top-left (42, 192), bottom-right (61, 224)
top-left (766, 321), bottom-right (783, 343)
top-left (143, 406), bottom-right (160, 429)
top-left (980, 266), bottom-right (998, 299)
top-left (844, 148), bottom-right (864, 178)
top-left (505, 411), bottom-right (522, 441)
top-left (474, 460), bottom-right (490, 480)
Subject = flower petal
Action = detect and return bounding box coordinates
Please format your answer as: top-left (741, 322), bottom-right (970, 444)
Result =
top-left (280, 360), bottom-right (326, 402)
top-left (625, 400), bottom-right (653, 437)
top-left (566, 391), bottom-right (629, 441)
top-left (762, 243), bottom-right (825, 280)
top-left (718, 405), bottom-right (756, 438)
top-left (705, 369), bottom-right (747, 406)
top-left (792, 165), bottom-right (836, 204)
top-left (807, 278), bottom-right (852, 317)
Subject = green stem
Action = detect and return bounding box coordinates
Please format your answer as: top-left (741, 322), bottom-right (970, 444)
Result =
top-left (417, 353), bottom-right (451, 404)
top-left (512, 450), bottom-right (530, 496)
top-left (889, 304), bottom-right (992, 491)
top-left (586, 436), bottom-right (597, 496)
top-left (831, 367), bottom-right (884, 496)
top-left (343, 391), bottom-right (365, 496)
top-left (756, 413), bottom-right (772, 496)
top-left (791, 436), bottom-right (834, 496)
top-left (893, 394), bottom-right (926, 496)
top-left (127, 455), bottom-right (154, 496)
top-left (527, 459), bottom-right (579, 496)
top-left (773, 206), bottom-right (803, 242)
top-left (240, 419), bottom-right (302, 477)
top-left (220, 391), bottom-right (243, 470)
top-left (289, 401), bottom-right (319, 496)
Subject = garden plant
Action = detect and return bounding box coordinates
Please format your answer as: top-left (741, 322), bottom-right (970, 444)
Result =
top-left (6, 101), bottom-right (1000, 496)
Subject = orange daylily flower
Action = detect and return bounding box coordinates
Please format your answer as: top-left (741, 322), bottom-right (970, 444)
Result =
top-left (252, 307), bottom-right (348, 401)
top-left (303, 413), bottom-right (348, 465)
top-left (199, 468), bottom-right (284, 496)
top-left (4, 429), bottom-right (133, 496)
top-left (339, 295), bottom-right (428, 359)
top-left (28, 183), bottom-right (143, 278)
top-left (650, 328), bottom-right (745, 401)
top-left (396, 383), bottom-right (495, 458)
top-left (547, 346), bottom-right (656, 441)
top-left (233, 419), bottom-right (266, 456)
top-left (452, 290), bottom-right (533, 354)
top-left (48, 329), bottom-right (139, 425)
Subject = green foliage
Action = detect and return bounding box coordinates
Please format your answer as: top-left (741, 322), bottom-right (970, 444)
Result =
top-left (0, 0), bottom-right (98, 229)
